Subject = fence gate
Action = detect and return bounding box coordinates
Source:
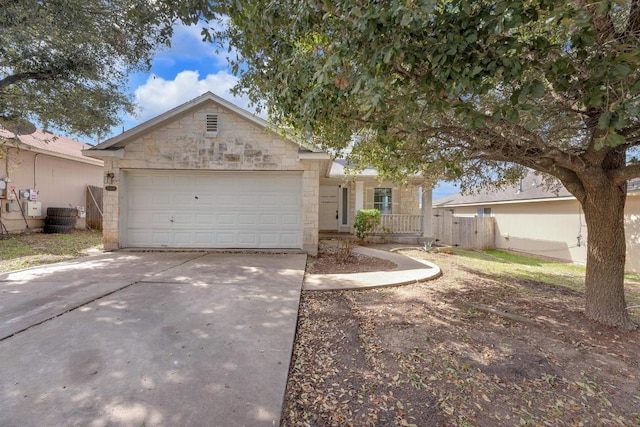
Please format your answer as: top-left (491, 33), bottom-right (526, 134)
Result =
top-left (86, 185), bottom-right (103, 231)
top-left (432, 210), bottom-right (495, 250)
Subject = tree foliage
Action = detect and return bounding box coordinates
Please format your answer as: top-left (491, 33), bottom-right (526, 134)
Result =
top-left (0, 0), bottom-right (212, 137)
top-left (217, 0), bottom-right (640, 188)
top-left (208, 0), bottom-right (640, 328)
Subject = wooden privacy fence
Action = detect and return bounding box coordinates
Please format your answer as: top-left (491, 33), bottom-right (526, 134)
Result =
top-left (433, 210), bottom-right (495, 250)
top-left (86, 185), bottom-right (103, 231)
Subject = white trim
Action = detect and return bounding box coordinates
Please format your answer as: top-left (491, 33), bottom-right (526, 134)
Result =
top-left (355, 181), bottom-right (364, 211)
top-left (82, 149), bottom-right (124, 159)
top-left (1, 139), bottom-right (104, 167)
top-left (434, 196), bottom-right (578, 208)
top-left (300, 152), bottom-right (331, 160)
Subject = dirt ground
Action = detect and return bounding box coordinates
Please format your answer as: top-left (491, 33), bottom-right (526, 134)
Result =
top-left (306, 240), bottom-right (396, 274)
top-left (281, 246), bottom-right (640, 426)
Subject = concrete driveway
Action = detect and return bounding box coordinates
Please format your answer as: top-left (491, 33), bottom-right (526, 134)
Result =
top-left (0, 251), bottom-right (306, 427)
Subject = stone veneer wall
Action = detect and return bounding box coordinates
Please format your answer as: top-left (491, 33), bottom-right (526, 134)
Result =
top-left (101, 101), bottom-right (320, 254)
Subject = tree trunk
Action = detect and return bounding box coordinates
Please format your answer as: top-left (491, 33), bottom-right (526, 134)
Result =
top-left (581, 182), bottom-right (636, 329)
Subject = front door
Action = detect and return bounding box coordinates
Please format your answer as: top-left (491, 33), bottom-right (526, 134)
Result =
top-left (319, 186), bottom-right (339, 231)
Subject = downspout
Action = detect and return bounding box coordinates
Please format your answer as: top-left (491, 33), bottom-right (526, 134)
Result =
top-left (33, 153), bottom-right (40, 189)
top-left (4, 147), bottom-right (10, 179)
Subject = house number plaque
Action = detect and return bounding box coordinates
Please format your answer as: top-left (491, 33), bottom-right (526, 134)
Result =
top-left (105, 185), bottom-right (117, 191)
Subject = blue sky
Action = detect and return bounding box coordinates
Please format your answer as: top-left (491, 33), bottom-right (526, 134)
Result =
top-left (100, 24), bottom-right (459, 199)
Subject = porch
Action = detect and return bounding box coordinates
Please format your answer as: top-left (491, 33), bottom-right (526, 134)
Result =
top-left (375, 214), bottom-right (423, 234)
top-left (319, 214), bottom-right (425, 245)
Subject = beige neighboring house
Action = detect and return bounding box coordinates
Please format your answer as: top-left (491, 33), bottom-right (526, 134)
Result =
top-left (0, 127), bottom-right (104, 233)
top-left (83, 92), bottom-right (433, 255)
top-left (432, 171), bottom-right (640, 273)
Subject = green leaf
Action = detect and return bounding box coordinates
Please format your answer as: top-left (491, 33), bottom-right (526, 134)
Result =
top-left (602, 132), bottom-right (626, 147)
top-left (400, 11), bottom-right (412, 27)
top-left (588, 87), bottom-right (604, 108)
top-left (507, 110), bottom-right (520, 123)
top-left (598, 111), bottom-right (611, 130)
top-left (613, 63), bottom-right (632, 78)
top-left (531, 80), bottom-right (545, 98)
top-left (472, 115), bottom-right (487, 129)
top-left (517, 85), bottom-right (530, 103)
top-left (383, 48), bottom-right (394, 64)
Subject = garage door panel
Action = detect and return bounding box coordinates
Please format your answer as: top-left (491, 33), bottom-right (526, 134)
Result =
top-left (173, 213), bottom-right (193, 225)
top-left (260, 214), bottom-right (278, 225)
top-left (238, 214), bottom-right (257, 226)
top-left (282, 214), bottom-right (301, 226)
top-left (174, 232), bottom-right (192, 245)
top-left (237, 194), bottom-right (256, 207)
top-left (216, 214), bottom-right (235, 225)
top-left (238, 233), bottom-right (258, 245)
top-left (124, 171), bottom-right (302, 248)
top-left (152, 194), bottom-right (171, 207)
top-left (260, 233), bottom-right (278, 245)
top-left (195, 214), bottom-right (215, 225)
top-left (280, 233), bottom-right (301, 246)
top-left (195, 233), bottom-right (214, 244)
top-left (281, 194), bottom-right (299, 206)
top-left (219, 195), bottom-right (240, 208)
top-left (174, 193), bottom-right (196, 206)
top-left (194, 195), bottom-right (215, 205)
top-left (217, 233), bottom-right (235, 245)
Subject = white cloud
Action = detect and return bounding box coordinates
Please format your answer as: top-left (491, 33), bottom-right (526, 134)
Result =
top-left (133, 70), bottom-right (259, 121)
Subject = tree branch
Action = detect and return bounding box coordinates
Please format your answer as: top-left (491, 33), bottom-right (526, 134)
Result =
top-left (608, 163), bottom-right (640, 185)
top-left (0, 70), bottom-right (56, 89)
top-left (625, 0), bottom-right (640, 38)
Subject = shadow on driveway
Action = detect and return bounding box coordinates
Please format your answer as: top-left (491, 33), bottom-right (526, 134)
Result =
top-left (0, 252), bottom-right (306, 426)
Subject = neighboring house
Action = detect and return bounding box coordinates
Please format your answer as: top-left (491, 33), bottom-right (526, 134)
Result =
top-left (84, 92), bottom-right (433, 255)
top-left (0, 127), bottom-right (104, 233)
top-left (432, 171), bottom-right (640, 272)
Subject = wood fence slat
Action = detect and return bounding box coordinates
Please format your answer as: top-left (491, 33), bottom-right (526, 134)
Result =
top-left (432, 210), bottom-right (495, 249)
top-left (86, 185), bottom-right (103, 231)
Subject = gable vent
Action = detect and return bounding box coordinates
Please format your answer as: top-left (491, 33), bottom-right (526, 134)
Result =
top-left (206, 114), bottom-right (218, 134)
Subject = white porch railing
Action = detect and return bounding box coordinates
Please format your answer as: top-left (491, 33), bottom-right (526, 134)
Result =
top-left (376, 214), bottom-right (423, 234)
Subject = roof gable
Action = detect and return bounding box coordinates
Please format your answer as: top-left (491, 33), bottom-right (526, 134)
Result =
top-left (87, 92), bottom-right (301, 152)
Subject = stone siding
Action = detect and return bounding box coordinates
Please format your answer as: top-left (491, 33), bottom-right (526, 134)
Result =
top-left (102, 100), bottom-right (320, 254)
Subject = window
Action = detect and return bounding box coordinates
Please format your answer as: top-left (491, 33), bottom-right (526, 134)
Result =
top-left (477, 207), bottom-right (492, 217)
top-left (206, 114), bottom-right (218, 134)
top-left (374, 188), bottom-right (392, 214)
top-left (341, 187), bottom-right (349, 225)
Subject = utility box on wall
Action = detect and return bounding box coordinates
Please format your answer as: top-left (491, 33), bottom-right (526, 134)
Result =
top-left (27, 201), bottom-right (42, 217)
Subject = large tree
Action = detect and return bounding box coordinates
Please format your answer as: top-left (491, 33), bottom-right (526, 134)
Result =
top-left (0, 0), bottom-right (211, 137)
top-left (210, 0), bottom-right (640, 328)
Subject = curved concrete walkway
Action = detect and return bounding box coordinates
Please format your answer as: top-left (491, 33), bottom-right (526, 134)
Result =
top-left (304, 246), bottom-right (441, 291)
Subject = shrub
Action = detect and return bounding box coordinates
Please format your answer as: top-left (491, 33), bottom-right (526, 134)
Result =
top-left (335, 238), bottom-right (354, 263)
top-left (353, 209), bottom-right (381, 239)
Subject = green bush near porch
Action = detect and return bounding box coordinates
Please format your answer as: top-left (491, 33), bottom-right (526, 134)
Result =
top-left (353, 209), bottom-right (381, 239)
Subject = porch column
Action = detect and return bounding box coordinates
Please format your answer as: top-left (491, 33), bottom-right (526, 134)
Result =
top-left (422, 184), bottom-right (433, 242)
top-left (355, 181), bottom-right (364, 211)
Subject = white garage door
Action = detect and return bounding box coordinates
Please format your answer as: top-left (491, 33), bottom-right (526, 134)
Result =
top-left (123, 170), bottom-right (303, 249)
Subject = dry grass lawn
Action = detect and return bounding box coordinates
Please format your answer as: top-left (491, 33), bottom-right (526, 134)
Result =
top-left (282, 247), bottom-right (640, 426)
top-left (0, 230), bottom-right (103, 273)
